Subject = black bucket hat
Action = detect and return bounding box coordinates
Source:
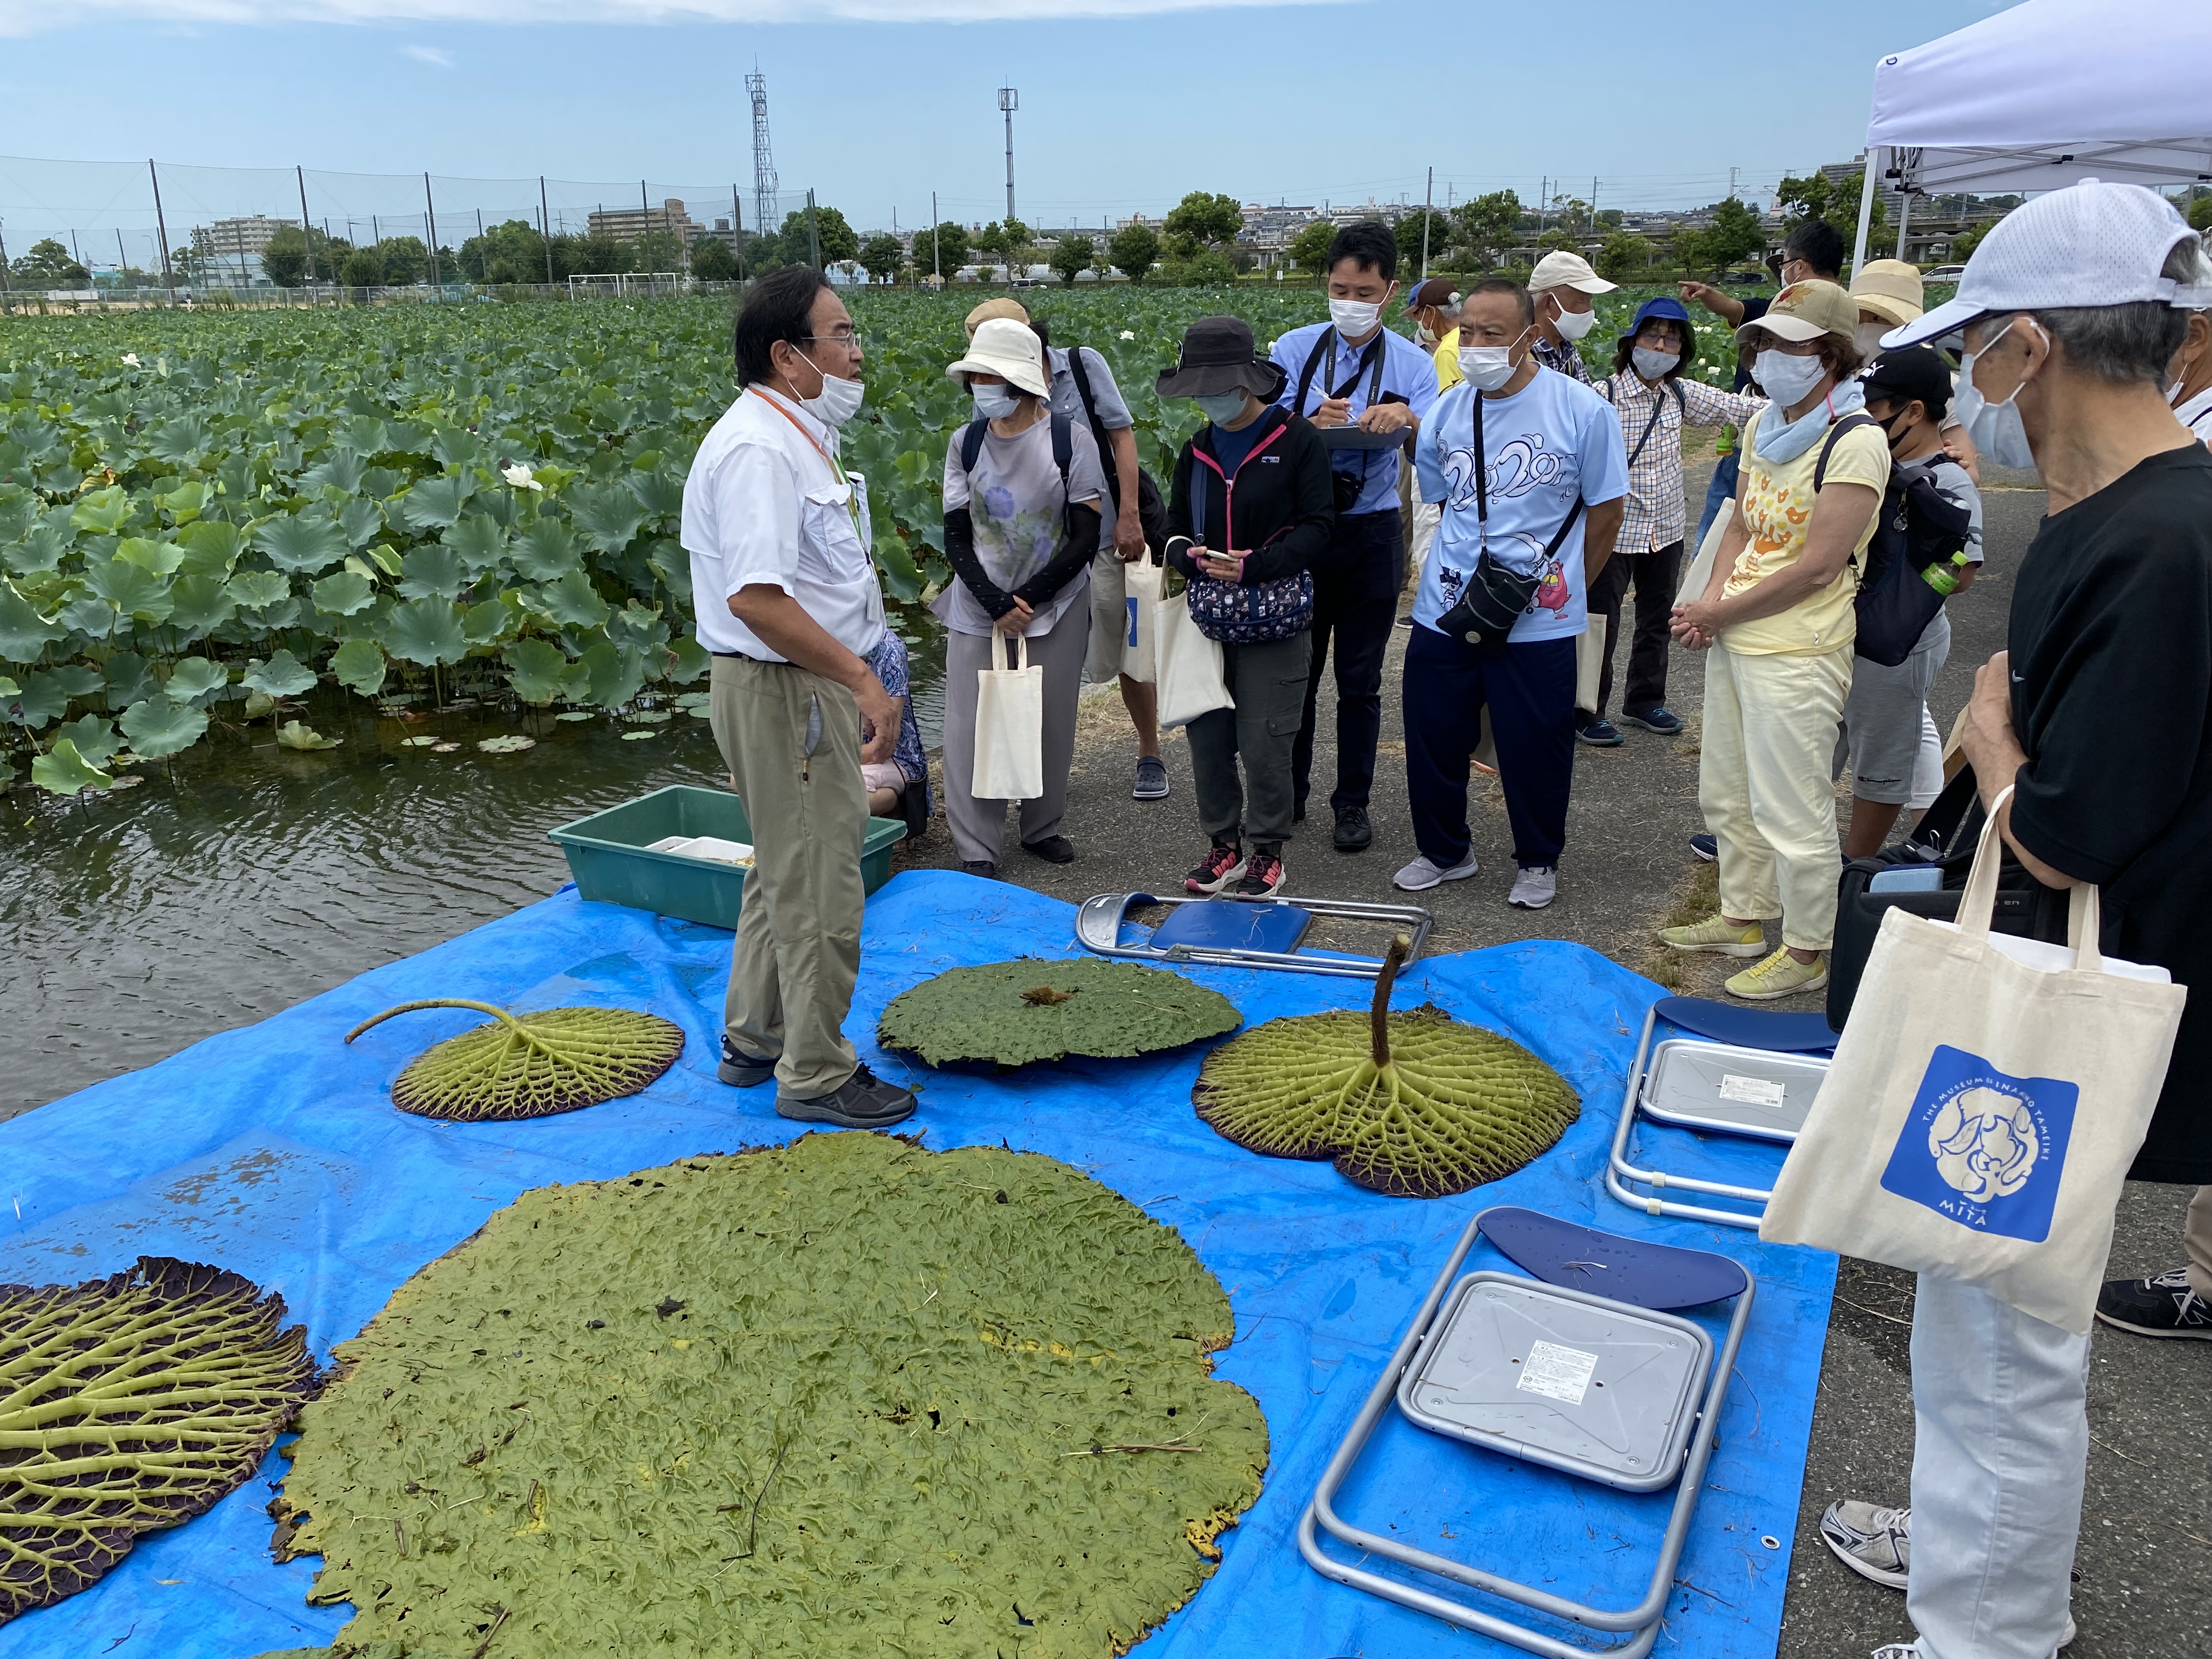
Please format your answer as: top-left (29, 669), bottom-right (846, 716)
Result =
top-left (1155, 315), bottom-right (1288, 401)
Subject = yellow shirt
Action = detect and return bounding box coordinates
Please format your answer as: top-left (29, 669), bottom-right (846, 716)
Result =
top-left (1432, 327), bottom-right (1462, 392)
top-left (1723, 408), bottom-right (1891, 656)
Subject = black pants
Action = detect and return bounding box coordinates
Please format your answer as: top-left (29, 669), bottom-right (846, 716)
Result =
top-left (1404, 628), bottom-right (1577, 869)
top-left (1292, 511), bottom-right (1403, 817)
top-left (1581, 540), bottom-right (1684, 723)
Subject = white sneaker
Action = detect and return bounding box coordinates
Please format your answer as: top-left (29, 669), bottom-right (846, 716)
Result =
top-left (1821, 1500), bottom-right (1910, 1589)
top-left (1507, 866), bottom-right (1557, 909)
top-left (1870, 1615), bottom-right (2074, 1658)
top-left (1393, 851), bottom-right (1478, 892)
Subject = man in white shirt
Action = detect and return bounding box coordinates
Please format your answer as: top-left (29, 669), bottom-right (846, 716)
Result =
top-left (681, 266), bottom-right (915, 1130)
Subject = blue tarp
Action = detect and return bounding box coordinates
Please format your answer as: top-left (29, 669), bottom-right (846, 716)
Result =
top-left (0, 871), bottom-right (1835, 1659)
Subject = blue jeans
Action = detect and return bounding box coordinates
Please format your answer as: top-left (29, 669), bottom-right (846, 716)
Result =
top-left (1696, 447), bottom-right (1740, 549)
top-left (1403, 626), bottom-right (1577, 869)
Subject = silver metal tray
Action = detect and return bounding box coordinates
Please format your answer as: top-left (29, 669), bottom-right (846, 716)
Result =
top-left (1396, 1272), bottom-right (1712, 1492)
top-left (1639, 1038), bottom-right (1828, 1143)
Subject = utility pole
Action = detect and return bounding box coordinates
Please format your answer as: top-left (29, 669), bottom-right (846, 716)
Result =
top-left (148, 159), bottom-right (175, 304)
top-left (297, 165), bottom-right (318, 297)
top-left (117, 229), bottom-right (128, 288)
top-left (0, 222), bottom-right (11, 308)
top-left (1729, 165), bottom-right (1740, 201)
top-left (806, 188), bottom-right (821, 270)
top-left (932, 189), bottom-right (940, 285)
top-left (1420, 165), bottom-right (1434, 279)
top-left (999, 87), bottom-right (1019, 224)
top-left (731, 184), bottom-right (745, 281)
top-left (424, 173), bottom-right (442, 290)
top-left (541, 178), bottom-right (555, 286)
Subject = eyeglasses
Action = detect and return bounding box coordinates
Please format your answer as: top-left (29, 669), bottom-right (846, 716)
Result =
top-left (802, 330), bottom-right (861, 347)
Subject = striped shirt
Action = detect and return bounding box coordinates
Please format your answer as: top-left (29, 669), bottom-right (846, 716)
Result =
top-left (1593, 371), bottom-right (1770, 553)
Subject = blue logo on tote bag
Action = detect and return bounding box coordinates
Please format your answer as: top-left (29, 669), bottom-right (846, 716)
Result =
top-left (1126, 595), bottom-right (1139, 647)
top-left (1878, 1045), bottom-right (2079, 1242)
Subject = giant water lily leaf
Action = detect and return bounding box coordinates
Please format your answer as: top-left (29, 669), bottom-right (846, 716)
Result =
top-left (120, 693), bottom-right (211, 758)
top-left (1192, 939), bottom-right (1580, 1199)
top-left (396, 543), bottom-right (466, 601)
top-left (397, 474), bottom-right (471, 531)
top-left (69, 486), bottom-right (133, 535)
top-left (0, 1257), bottom-right (317, 1624)
top-left (567, 480), bottom-right (647, 553)
top-left (0, 583), bottom-right (65, 661)
top-left (31, 736), bottom-right (111, 796)
top-left (346, 999), bottom-right (685, 1120)
top-left (509, 518), bottom-right (579, 582)
top-left (880, 958), bottom-right (1242, 1069)
top-left (328, 637), bottom-right (386, 697)
top-left (163, 657), bottom-right (230, 703)
top-left (242, 648), bottom-right (317, 699)
top-left (502, 637), bottom-right (568, 704)
top-left (167, 574), bottom-right (237, 634)
top-left (532, 566), bottom-right (608, 629)
top-left (52, 713), bottom-right (121, 767)
top-left (272, 1135), bottom-right (1266, 1659)
top-left (310, 570), bottom-right (376, 616)
top-left (254, 514), bottom-right (349, 575)
top-left (381, 597), bottom-right (469, 666)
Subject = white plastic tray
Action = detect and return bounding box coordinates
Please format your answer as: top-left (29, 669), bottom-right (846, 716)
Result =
top-left (1639, 1038), bottom-right (1827, 1142)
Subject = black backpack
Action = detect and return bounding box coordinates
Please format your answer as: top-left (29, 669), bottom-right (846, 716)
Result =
top-left (960, 411), bottom-right (1077, 538)
top-left (1811, 413), bottom-right (1976, 667)
top-left (1063, 347), bottom-right (1170, 550)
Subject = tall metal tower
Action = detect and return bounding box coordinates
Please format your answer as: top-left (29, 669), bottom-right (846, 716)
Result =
top-left (998, 87), bottom-right (1019, 223)
top-left (748, 69), bottom-right (779, 247)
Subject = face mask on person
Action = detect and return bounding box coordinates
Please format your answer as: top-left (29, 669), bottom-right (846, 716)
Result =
top-left (1632, 346), bottom-right (1680, 381)
top-left (1193, 391), bottom-right (1250, 425)
top-left (1414, 321), bottom-right (1437, 347)
top-left (1547, 297), bottom-right (1598, 341)
top-left (1953, 318), bottom-right (2041, 471)
top-left (1458, 330), bottom-right (1530, 393)
top-left (972, 384), bottom-right (1023, 422)
top-left (1754, 348), bottom-right (1828, 406)
top-left (799, 353), bottom-right (865, 428)
top-left (1855, 320), bottom-right (1893, 362)
top-left (1330, 297), bottom-right (1383, 338)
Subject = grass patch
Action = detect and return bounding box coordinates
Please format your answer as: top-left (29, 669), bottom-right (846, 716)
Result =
top-left (1632, 856), bottom-right (1722, 991)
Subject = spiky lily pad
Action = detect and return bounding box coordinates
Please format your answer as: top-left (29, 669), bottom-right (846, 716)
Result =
top-left (273, 1133), bottom-right (1268, 1659)
top-left (1193, 938), bottom-right (1578, 1198)
top-left (1, 1257), bottom-right (318, 1625)
top-left (879, 957), bottom-right (1241, 1068)
top-left (346, 999), bottom-right (684, 1120)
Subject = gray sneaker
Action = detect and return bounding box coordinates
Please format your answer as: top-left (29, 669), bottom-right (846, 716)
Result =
top-left (1821, 1500), bottom-right (1910, 1590)
top-left (1392, 851), bottom-right (1479, 892)
top-left (776, 1062), bottom-right (917, 1129)
top-left (1507, 866), bottom-right (1558, 909)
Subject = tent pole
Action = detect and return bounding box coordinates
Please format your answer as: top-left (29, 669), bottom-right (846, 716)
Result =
top-left (1895, 192), bottom-right (1911, 264)
top-left (1850, 149), bottom-right (1881, 278)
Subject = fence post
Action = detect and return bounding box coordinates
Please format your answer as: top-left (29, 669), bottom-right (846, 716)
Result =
top-left (297, 165), bottom-right (318, 301)
top-left (541, 177), bottom-right (555, 286)
top-left (149, 159), bottom-right (176, 304)
top-left (424, 173), bottom-right (442, 291)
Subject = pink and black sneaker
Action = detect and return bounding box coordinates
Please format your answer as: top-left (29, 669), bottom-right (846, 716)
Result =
top-left (1233, 850), bottom-right (1284, 899)
top-left (1185, 842), bottom-right (1244, 895)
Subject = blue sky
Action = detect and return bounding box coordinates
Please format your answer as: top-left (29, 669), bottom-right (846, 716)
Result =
top-left (0, 0), bottom-right (2007, 262)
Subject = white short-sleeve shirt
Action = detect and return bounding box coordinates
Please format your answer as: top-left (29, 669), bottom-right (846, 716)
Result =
top-left (680, 386), bottom-right (885, 662)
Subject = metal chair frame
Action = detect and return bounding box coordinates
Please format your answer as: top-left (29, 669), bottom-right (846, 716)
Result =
top-left (1074, 890), bottom-right (1432, 981)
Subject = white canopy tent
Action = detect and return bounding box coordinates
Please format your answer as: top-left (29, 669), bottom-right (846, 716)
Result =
top-left (1851, 0), bottom-right (2212, 271)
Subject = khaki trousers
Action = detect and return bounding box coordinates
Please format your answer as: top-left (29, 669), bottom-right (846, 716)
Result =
top-left (1699, 642), bottom-right (1852, 952)
top-left (708, 654), bottom-right (864, 1098)
top-left (2188, 1185), bottom-right (2212, 1298)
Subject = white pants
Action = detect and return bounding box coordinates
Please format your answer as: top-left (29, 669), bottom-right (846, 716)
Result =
top-left (1907, 1274), bottom-right (2088, 1659)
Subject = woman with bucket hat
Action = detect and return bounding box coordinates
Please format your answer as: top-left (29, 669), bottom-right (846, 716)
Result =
top-left (1581, 295), bottom-right (1769, 744)
top-left (935, 316), bottom-right (1108, 879)
top-left (1156, 315), bottom-right (1336, 899)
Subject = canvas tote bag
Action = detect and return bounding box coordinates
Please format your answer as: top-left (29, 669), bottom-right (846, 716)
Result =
top-left (1762, 789), bottom-right (2185, 1334)
top-left (970, 633), bottom-right (1045, 802)
top-left (1122, 548), bottom-right (1165, 684)
top-left (1574, 613), bottom-right (1609, 715)
top-left (1153, 580), bottom-right (1233, 729)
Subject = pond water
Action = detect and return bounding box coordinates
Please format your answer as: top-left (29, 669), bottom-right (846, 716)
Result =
top-left (1, 624), bottom-right (944, 1126)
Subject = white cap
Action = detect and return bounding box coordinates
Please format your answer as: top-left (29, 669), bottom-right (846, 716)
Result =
top-left (1528, 250), bottom-right (1618, 295)
top-left (1884, 179), bottom-right (2210, 349)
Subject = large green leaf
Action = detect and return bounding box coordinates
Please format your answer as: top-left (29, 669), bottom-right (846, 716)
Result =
top-left (311, 570), bottom-right (377, 616)
top-left (104, 651), bottom-right (159, 708)
top-left (31, 736), bottom-right (111, 796)
top-left (627, 467), bottom-right (686, 521)
top-left (567, 481), bottom-right (647, 553)
top-left (508, 518), bottom-right (579, 582)
top-left (397, 475), bottom-right (472, 532)
top-left (329, 637), bottom-right (387, 696)
top-left (227, 569), bottom-right (292, 611)
top-left (53, 712), bottom-right (122, 766)
top-left (396, 544), bottom-right (466, 602)
top-left (442, 514), bottom-right (507, 577)
top-left (665, 634), bottom-right (710, 684)
top-left (502, 637), bottom-right (568, 704)
top-left (164, 657), bottom-right (230, 703)
top-left (337, 497), bottom-right (385, 550)
top-left (5, 524), bottom-right (71, 578)
top-left (381, 597), bottom-right (469, 666)
top-left (0, 582), bottom-right (65, 661)
top-left (174, 520), bottom-right (242, 577)
top-left (301, 449), bottom-right (367, 492)
top-left (167, 574), bottom-right (238, 633)
top-left (69, 486), bottom-right (133, 535)
top-left (561, 637), bottom-right (646, 709)
top-left (4, 671), bottom-right (71, 728)
top-left (531, 567), bottom-right (608, 629)
top-left (116, 536), bottom-right (184, 577)
top-left (82, 558), bottom-right (173, 624)
top-left (243, 648), bottom-right (317, 698)
top-left (120, 692), bottom-right (211, 758)
top-left (154, 479), bottom-right (212, 523)
top-left (255, 514), bottom-right (349, 575)
top-left (460, 600), bottom-right (511, 645)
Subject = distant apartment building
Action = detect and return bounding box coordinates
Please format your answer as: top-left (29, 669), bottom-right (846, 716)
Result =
top-left (586, 199), bottom-right (707, 252)
top-left (192, 215), bottom-right (291, 261)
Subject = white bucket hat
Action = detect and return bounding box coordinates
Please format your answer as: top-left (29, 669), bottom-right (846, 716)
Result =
top-left (1884, 179), bottom-right (2210, 350)
top-left (946, 316), bottom-right (1048, 396)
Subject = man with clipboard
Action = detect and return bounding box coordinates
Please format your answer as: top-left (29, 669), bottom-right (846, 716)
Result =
top-left (1269, 221), bottom-right (1441, 853)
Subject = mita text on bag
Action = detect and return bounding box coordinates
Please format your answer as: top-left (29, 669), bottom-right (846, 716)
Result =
top-left (1183, 411), bottom-right (1314, 645)
top-left (1812, 413), bottom-right (1976, 669)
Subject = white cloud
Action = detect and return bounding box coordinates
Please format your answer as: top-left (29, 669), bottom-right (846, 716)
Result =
top-left (0, 0), bottom-right (1323, 32)
top-left (402, 41), bottom-right (453, 64)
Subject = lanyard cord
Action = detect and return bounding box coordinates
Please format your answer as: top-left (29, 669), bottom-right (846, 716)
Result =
top-left (752, 386), bottom-right (865, 542)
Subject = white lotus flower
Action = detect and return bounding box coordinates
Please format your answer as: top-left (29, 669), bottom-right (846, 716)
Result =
top-left (121, 353), bottom-right (140, 368)
top-left (500, 460), bottom-right (543, 491)
top-left (1119, 330), bottom-right (1136, 341)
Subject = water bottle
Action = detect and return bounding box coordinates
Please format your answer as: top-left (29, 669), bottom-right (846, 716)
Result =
top-left (1922, 551), bottom-right (1970, 596)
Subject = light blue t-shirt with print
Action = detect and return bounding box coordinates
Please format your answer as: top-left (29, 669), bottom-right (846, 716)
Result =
top-left (1412, 366), bottom-right (1628, 643)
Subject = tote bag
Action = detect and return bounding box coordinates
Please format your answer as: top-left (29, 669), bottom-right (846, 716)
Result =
top-left (1122, 549), bottom-right (1165, 684)
top-left (1573, 613), bottom-right (1609, 715)
top-left (1153, 584), bottom-right (1233, 730)
top-left (970, 633), bottom-right (1045, 802)
top-left (1761, 790), bottom-right (2185, 1334)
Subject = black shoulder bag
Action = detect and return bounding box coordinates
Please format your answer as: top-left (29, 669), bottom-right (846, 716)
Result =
top-left (1064, 346), bottom-right (1169, 551)
top-left (1432, 388), bottom-right (1584, 652)
top-left (960, 412), bottom-right (1076, 537)
top-left (1294, 330), bottom-right (1389, 514)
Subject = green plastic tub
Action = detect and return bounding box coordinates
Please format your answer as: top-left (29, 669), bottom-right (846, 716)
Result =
top-left (547, 785), bottom-right (907, 930)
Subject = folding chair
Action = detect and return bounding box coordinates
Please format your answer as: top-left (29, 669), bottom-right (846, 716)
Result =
top-left (1606, 996), bottom-right (1833, 1231)
top-left (1073, 891), bottom-right (1432, 981)
top-left (1300, 1207), bottom-right (1756, 1657)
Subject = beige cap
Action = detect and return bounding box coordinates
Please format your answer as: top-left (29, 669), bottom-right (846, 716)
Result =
top-left (963, 296), bottom-right (1030, 339)
top-left (1529, 250), bottom-right (1618, 295)
top-left (1850, 258), bottom-right (1925, 328)
top-left (946, 316), bottom-right (1049, 396)
top-left (1735, 278), bottom-right (1859, 344)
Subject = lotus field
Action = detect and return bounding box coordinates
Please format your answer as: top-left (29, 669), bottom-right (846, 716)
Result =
top-left (0, 284), bottom-right (1737, 792)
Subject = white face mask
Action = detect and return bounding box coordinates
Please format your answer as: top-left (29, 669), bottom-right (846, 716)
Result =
top-left (1547, 297), bottom-right (1598, 341)
top-left (1193, 391), bottom-right (1250, 426)
top-left (1458, 340), bottom-right (1523, 393)
top-left (1414, 323), bottom-right (1437, 347)
top-left (1953, 318), bottom-right (2040, 471)
top-left (1854, 320), bottom-right (1893, 362)
top-left (797, 350), bottom-right (865, 428)
top-left (972, 385), bottom-right (1022, 422)
top-left (1329, 297), bottom-right (1384, 339)
top-left (1632, 346), bottom-right (1680, 382)
top-left (1755, 348), bottom-right (1828, 407)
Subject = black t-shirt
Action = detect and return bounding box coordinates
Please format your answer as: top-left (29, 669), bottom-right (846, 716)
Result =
top-left (2007, 442), bottom-right (2212, 1183)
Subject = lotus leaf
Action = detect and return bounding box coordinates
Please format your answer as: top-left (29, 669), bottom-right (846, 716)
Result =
top-left (477, 733), bottom-right (536, 754)
top-left (880, 958), bottom-right (1242, 1069)
top-left (164, 657), bottom-right (230, 702)
top-left (533, 566), bottom-right (610, 629)
top-left (1192, 938), bottom-right (1580, 1199)
top-left (503, 637), bottom-right (567, 704)
top-left (276, 720), bottom-right (340, 751)
top-left (254, 514), bottom-right (350, 575)
top-left (563, 637), bottom-right (645, 708)
top-left (301, 449), bottom-right (367, 492)
top-left (81, 557), bottom-right (172, 624)
top-left (174, 520), bottom-right (242, 577)
top-left (308, 571), bottom-right (373, 617)
top-left (568, 479), bottom-right (647, 553)
top-left (166, 574), bottom-right (238, 634)
top-left (506, 517), bottom-right (579, 582)
top-left (273, 1134), bottom-right (1267, 1659)
top-left (120, 693), bottom-right (211, 759)
top-left (620, 728), bottom-right (657, 740)
top-left (227, 569), bottom-right (292, 612)
top-left (30, 737), bottom-right (111, 797)
top-left (0, 1257), bottom-right (318, 1626)
top-left (336, 498), bottom-right (385, 550)
top-left (346, 998), bottom-right (685, 1120)
top-left (44, 664), bottom-right (105, 699)
top-left (116, 536), bottom-right (184, 577)
top-left (4, 672), bottom-right (70, 729)
top-left (0, 585), bottom-right (64, 662)
top-left (397, 475), bottom-right (471, 532)
top-left (460, 599), bottom-right (511, 645)
top-left (396, 543), bottom-right (466, 602)
top-left (104, 651), bottom-right (159, 708)
top-left (555, 710), bottom-right (595, 722)
top-left (242, 689), bottom-right (278, 720)
top-left (52, 713), bottom-right (121, 767)
top-left (623, 708), bottom-right (671, 724)
top-left (442, 513), bottom-right (508, 575)
top-left (381, 597), bottom-right (469, 666)
top-left (154, 479), bottom-right (211, 523)
top-left (58, 596), bottom-right (117, 637)
top-left (69, 486), bottom-right (132, 535)
top-left (243, 648), bottom-right (317, 699)
top-left (4, 526), bottom-right (69, 579)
